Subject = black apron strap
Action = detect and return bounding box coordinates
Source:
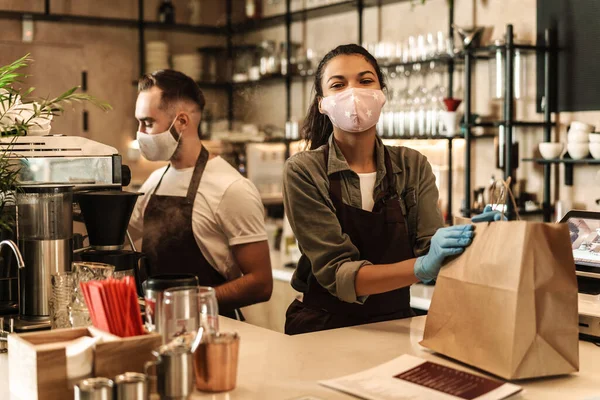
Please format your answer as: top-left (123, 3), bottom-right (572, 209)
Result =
top-left (185, 146), bottom-right (209, 204)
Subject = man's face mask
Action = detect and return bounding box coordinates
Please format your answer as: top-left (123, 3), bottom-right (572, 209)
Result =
top-left (137, 116), bottom-right (182, 162)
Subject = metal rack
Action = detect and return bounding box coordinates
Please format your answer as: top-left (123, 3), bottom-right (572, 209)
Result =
top-left (0, 1), bottom-right (466, 220)
top-left (189, 0), bottom-right (459, 220)
top-left (460, 25), bottom-right (556, 222)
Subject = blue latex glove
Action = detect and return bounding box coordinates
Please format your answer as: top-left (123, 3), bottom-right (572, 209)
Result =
top-left (471, 205), bottom-right (507, 223)
top-left (414, 225), bottom-right (474, 284)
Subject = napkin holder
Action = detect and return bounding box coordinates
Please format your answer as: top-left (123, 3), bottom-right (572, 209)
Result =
top-left (8, 327), bottom-right (161, 400)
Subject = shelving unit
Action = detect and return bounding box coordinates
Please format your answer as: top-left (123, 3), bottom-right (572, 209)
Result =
top-left (187, 0), bottom-right (460, 220)
top-left (186, 0), bottom-right (459, 218)
top-left (0, 0), bottom-right (485, 219)
top-left (460, 25), bottom-right (556, 222)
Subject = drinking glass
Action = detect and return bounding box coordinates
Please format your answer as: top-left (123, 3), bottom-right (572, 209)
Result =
top-left (50, 271), bottom-right (73, 329)
top-left (161, 286), bottom-right (219, 346)
top-left (198, 286), bottom-right (219, 335)
top-left (69, 261), bottom-right (114, 327)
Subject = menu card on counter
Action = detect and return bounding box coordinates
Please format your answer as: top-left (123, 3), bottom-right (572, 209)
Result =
top-left (319, 355), bottom-right (522, 400)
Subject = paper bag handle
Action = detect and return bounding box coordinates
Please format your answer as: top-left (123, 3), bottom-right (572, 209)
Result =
top-left (488, 177), bottom-right (521, 221)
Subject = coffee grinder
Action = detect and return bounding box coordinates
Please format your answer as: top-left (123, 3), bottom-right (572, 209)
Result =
top-left (74, 191), bottom-right (147, 295)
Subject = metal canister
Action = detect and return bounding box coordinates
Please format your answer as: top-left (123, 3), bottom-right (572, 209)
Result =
top-left (142, 274), bottom-right (198, 333)
top-left (74, 377), bottom-right (114, 400)
top-left (114, 372), bottom-right (148, 400)
top-left (145, 345), bottom-right (194, 400)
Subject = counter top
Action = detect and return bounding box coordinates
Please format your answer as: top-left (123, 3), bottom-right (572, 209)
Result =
top-left (2, 316), bottom-right (598, 400)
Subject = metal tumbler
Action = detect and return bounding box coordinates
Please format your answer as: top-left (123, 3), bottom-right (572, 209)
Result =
top-left (114, 372), bottom-right (148, 400)
top-left (74, 377), bottom-right (114, 400)
top-left (145, 345), bottom-right (194, 400)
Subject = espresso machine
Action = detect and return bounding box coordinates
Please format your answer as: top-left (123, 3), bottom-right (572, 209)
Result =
top-left (0, 135), bottom-right (132, 332)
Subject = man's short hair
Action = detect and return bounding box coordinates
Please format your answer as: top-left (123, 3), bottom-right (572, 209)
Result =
top-left (138, 69), bottom-right (206, 112)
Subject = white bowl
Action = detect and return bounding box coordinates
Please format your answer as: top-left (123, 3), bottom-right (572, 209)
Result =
top-left (570, 121), bottom-right (595, 133)
top-left (568, 129), bottom-right (589, 143)
top-left (590, 143), bottom-right (600, 160)
top-left (539, 142), bottom-right (564, 159)
top-left (567, 142), bottom-right (590, 160)
top-left (589, 133), bottom-right (600, 143)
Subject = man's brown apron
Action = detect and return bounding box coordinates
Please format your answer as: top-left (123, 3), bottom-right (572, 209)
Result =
top-left (142, 147), bottom-right (237, 319)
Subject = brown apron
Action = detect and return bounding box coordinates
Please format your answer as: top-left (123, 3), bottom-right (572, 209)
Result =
top-left (285, 145), bottom-right (415, 335)
top-left (142, 147), bottom-right (238, 319)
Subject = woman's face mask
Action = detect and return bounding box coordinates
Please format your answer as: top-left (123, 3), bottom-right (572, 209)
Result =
top-left (136, 116), bottom-right (182, 161)
top-left (320, 87), bottom-right (386, 133)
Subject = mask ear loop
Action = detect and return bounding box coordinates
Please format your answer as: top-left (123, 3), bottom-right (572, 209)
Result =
top-left (168, 114), bottom-right (185, 143)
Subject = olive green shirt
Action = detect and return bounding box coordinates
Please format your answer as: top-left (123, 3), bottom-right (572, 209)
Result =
top-left (283, 135), bottom-right (443, 304)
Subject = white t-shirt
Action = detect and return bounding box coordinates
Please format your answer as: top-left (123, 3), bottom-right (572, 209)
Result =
top-left (129, 156), bottom-right (267, 280)
top-left (358, 172), bottom-right (377, 212)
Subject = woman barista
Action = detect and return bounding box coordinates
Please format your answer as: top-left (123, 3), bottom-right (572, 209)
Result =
top-left (283, 45), bottom-right (497, 335)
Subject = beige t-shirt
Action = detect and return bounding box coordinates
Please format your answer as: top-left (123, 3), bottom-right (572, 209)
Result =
top-left (129, 156), bottom-right (267, 280)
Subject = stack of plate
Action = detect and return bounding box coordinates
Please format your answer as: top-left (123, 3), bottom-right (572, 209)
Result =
top-left (146, 41), bottom-right (170, 73)
top-left (172, 53), bottom-right (202, 81)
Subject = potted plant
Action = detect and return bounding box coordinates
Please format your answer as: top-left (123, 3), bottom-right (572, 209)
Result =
top-left (0, 54), bottom-right (112, 233)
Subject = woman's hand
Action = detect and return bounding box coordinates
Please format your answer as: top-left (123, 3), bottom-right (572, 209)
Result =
top-left (414, 225), bottom-right (474, 284)
top-left (471, 205), bottom-right (507, 223)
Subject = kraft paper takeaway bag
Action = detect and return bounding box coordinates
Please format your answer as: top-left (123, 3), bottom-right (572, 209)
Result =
top-left (420, 220), bottom-right (579, 380)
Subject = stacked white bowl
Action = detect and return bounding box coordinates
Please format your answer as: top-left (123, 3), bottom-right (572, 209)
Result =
top-left (538, 142), bottom-right (563, 160)
top-left (590, 131), bottom-right (600, 160)
top-left (172, 53), bottom-right (202, 81)
top-left (567, 121), bottom-right (593, 160)
top-left (146, 41), bottom-right (170, 73)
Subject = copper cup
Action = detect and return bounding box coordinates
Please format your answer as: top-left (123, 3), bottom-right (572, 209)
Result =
top-left (193, 332), bottom-right (240, 392)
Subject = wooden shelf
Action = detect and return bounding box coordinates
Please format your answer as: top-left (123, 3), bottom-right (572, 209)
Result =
top-left (195, 81), bottom-right (231, 89)
top-left (0, 11), bottom-right (225, 34)
top-left (462, 121), bottom-right (553, 128)
top-left (522, 157), bottom-right (600, 165)
top-left (522, 157), bottom-right (600, 186)
top-left (0, 10), bottom-right (139, 28)
top-left (231, 0), bottom-right (412, 33)
top-left (197, 75), bottom-right (301, 89)
top-left (143, 21), bottom-right (225, 35)
top-left (383, 133), bottom-right (496, 140)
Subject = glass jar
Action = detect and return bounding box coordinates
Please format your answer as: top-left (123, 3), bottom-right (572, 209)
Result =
top-left (160, 286), bottom-right (218, 346)
top-left (489, 39), bottom-right (529, 100)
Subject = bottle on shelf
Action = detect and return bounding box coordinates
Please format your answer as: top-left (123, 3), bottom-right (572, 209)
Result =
top-left (188, 0), bottom-right (202, 25)
top-left (158, 0), bottom-right (176, 24)
top-left (246, 0), bottom-right (263, 20)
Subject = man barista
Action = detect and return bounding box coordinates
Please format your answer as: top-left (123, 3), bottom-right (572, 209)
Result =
top-left (129, 70), bottom-right (273, 318)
